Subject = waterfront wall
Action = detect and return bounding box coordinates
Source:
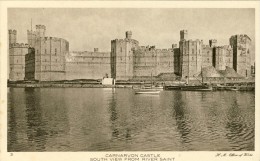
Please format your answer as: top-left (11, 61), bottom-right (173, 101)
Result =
top-left (133, 46), bottom-right (174, 78)
top-left (9, 27), bottom-right (253, 82)
top-left (65, 51), bottom-right (111, 80)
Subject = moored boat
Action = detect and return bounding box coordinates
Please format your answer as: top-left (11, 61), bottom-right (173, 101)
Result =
top-left (135, 90), bottom-right (161, 94)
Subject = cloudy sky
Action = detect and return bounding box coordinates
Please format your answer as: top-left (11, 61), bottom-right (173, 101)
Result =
top-left (8, 8), bottom-right (255, 58)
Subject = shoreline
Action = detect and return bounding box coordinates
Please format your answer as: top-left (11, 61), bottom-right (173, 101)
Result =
top-left (7, 82), bottom-right (255, 91)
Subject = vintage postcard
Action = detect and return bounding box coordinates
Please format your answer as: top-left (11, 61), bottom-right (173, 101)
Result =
top-left (0, 1), bottom-right (259, 161)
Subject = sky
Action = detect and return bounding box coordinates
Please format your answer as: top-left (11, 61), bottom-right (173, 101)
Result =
top-left (8, 8), bottom-right (255, 59)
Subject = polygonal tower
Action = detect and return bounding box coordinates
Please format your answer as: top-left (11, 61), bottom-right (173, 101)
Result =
top-left (209, 39), bottom-right (217, 47)
top-left (111, 31), bottom-right (139, 80)
top-left (36, 25), bottom-right (46, 37)
top-left (27, 30), bottom-right (37, 48)
top-left (230, 34), bottom-right (251, 77)
top-left (126, 31), bottom-right (132, 39)
top-left (8, 30), bottom-right (17, 48)
top-left (180, 30), bottom-right (188, 41)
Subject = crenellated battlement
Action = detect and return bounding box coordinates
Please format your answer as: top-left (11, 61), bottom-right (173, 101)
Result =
top-left (36, 24), bottom-right (46, 30)
top-left (215, 45), bottom-right (232, 50)
top-left (27, 30), bottom-right (37, 35)
top-left (9, 30), bottom-right (17, 34)
top-left (37, 36), bottom-right (69, 43)
top-left (10, 43), bottom-right (29, 48)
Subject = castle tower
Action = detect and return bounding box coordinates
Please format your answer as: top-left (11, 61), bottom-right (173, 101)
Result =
top-left (230, 34), bottom-right (251, 77)
top-left (180, 30), bottom-right (188, 41)
top-left (94, 48), bottom-right (99, 52)
top-left (126, 31), bottom-right (132, 39)
top-left (36, 25), bottom-right (46, 38)
top-left (111, 31), bottom-right (139, 80)
top-left (179, 30), bottom-right (203, 79)
top-left (27, 30), bottom-right (37, 48)
top-left (209, 39), bottom-right (217, 47)
top-left (8, 30), bottom-right (17, 48)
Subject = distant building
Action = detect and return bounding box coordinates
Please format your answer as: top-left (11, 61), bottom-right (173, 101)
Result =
top-left (9, 30), bottom-right (29, 81)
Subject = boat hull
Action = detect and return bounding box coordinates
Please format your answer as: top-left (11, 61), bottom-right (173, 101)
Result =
top-left (135, 90), bottom-right (161, 94)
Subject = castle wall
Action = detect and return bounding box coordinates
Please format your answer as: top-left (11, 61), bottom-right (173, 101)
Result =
top-left (133, 47), bottom-right (174, 78)
top-left (65, 51), bottom-right (111, 80)
top-left (156, 49), bottom-right (174, 75)
top-left (9, 43), bottom-right (28, 81)
top-left (133, 47), bottom-right (157, 77)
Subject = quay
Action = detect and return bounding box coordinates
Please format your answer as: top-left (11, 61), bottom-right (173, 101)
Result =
top-left (8, 80), bottom-right (255, 91)
top-left (8, 81), bottom-right (133, 88)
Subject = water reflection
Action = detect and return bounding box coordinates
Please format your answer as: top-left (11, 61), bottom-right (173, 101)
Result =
top-left (24, 88), bottom-right (47, 151)
top-left (8, 88), bottom-right (255, 151)
top-left (7, 88), bottom-right (18, 151)
top-left (225, 93), bottom-right (255, 150)
top-left (172, 92), bottom-right (191, 146)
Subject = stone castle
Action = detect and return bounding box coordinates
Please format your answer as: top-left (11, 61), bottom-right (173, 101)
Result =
top-left (8, 25), bottom-right (252, 82)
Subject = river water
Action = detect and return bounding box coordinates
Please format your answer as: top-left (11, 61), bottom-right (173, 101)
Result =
top-left (7, 88), bottom-right (255, 151)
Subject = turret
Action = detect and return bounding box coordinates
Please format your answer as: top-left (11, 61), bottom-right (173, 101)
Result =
top-left (209, 39), bottom-right (217, 47)
top-left (172, 44), bottom-right (177, 48)
top-left (27, 30), bottom-right (37, 47)
top-left (126, 31), bottom-right (132, 39)
top-left (94, 48), bottom-right (99, 52)
top-left (36, 24), bottom-right (46, 37)
top-left (180, 30), bottom-right (188, 41)
top-left (9, 29), bottom-right (17, 48)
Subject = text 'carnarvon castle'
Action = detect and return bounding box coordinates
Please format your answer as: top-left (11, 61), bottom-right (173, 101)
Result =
top-left (9, 25), bottom-right (252, 81)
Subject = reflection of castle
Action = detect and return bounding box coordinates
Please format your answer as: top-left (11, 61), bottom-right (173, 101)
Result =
top-left (8, 25), bottom-right (252, 81)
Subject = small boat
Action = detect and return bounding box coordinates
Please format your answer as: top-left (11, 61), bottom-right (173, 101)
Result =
top-left (135, 90), bottom-right (161, 94)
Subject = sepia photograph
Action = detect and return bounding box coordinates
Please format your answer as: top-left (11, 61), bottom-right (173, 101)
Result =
top-left (0, 1), bottom-right (259, 161)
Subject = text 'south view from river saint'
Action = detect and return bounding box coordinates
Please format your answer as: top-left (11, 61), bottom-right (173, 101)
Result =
top-left (7, 8), bottom-right (255, 151)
